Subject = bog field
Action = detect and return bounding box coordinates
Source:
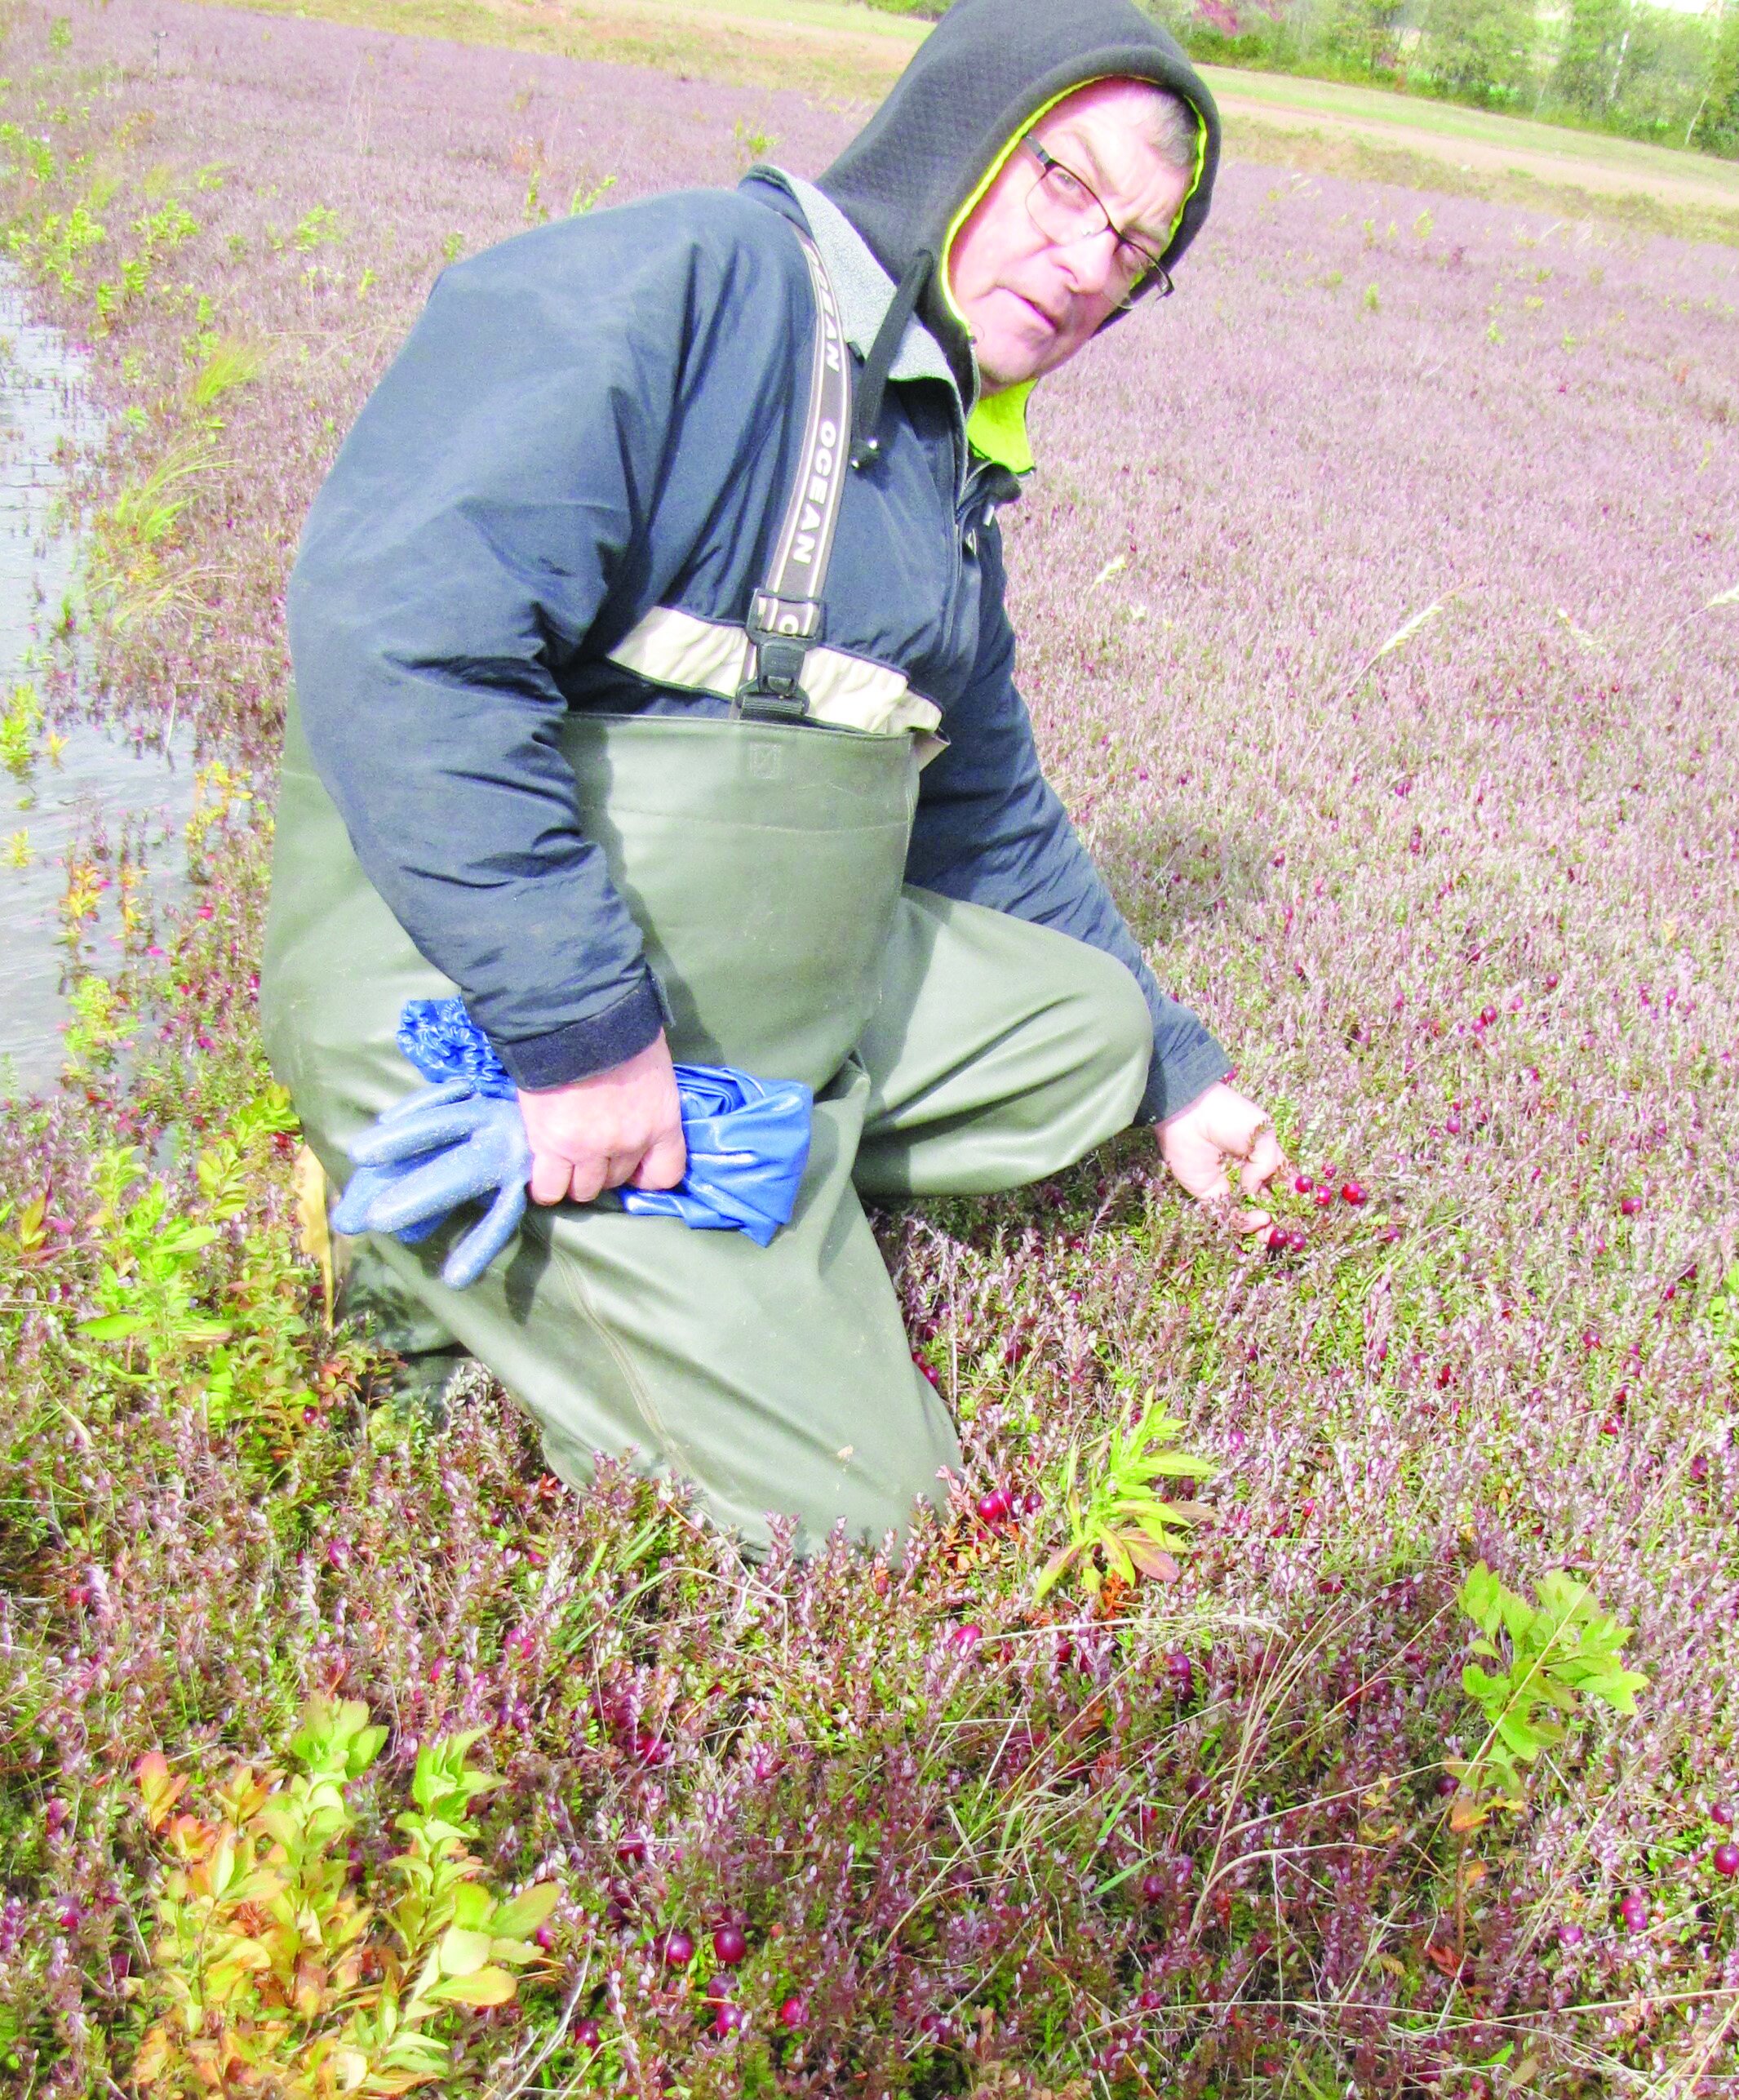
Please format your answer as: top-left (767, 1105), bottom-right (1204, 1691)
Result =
top-left (1, 1), bottom-right (1737, 2094)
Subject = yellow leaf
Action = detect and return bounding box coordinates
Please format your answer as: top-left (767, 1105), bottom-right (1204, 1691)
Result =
top-left (431, 1965), bottom-right (517, 2007)
top-left (131, 2026), bottom-right (172, 2084)
top-left (490, 1881), bottom-right (559, 1940)
top-left (437, 1925), bottom-right (494, 1978)
top-left (293, 1143), bottom-right (335, 1322)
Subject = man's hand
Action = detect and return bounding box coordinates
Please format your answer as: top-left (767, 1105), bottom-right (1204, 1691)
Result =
top-left (1157, 1081), bottom-right (1284, 1239)
top-left (517, 1032), bottom-right (687, 1207)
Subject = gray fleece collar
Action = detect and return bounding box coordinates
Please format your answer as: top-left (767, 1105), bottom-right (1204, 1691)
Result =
top-left (762, 168), bottom-right (958, 395)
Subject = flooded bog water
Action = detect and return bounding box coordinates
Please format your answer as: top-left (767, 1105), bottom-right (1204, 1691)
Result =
top-left (0, 270), bottom-right (194, 1099)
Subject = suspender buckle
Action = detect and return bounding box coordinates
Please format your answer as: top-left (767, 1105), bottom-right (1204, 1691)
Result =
top-left (735, 594), bottom-right (822, 723)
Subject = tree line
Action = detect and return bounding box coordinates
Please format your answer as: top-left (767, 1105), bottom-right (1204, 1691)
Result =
top-left (858, 0), bottom-right (1739, 158)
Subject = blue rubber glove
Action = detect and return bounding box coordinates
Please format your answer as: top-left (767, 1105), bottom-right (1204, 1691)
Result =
top-left (329, 1000), bottom-right (814, 1290)
top-left (619, 1067), bottom-right (811, 1247)
top-left (329, 1078), bottom-right (532, 1291)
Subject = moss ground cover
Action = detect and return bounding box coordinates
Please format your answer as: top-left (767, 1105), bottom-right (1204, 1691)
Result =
top-left (1, 0), bottom-right (1737, 2093)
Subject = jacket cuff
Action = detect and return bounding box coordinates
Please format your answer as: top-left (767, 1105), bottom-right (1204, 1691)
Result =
top-left (1135, 1030), bottom-right (1233, 1127)
top-left (487, 974), bottom-right (667, 1092)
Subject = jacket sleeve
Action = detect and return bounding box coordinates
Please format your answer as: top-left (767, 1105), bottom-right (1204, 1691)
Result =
top-left (285, 198), bottom-right (803, 1090)
top-left (905, 523), bottom-right (1231, 1125)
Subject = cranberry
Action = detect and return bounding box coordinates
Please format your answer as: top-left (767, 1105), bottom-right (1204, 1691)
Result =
top-left (1713, 1843), bottom-right (1739, 1877)
top-left (616, 1833), bottom-right (648, 1866)
top-left (952, 1623), bottom-right (983, 1653)
top-left (572, 2016), bottom-right (602, 2048)
top-left (1137, 1986), bottom-right (1163, 2011)
top-left (1341, 1181), bottom-right (1368, 1205)
top-left (1293, 1174), bottom-right (1314, 1194)
top-left (1712, 1802), bottom-right (1735, 1827)
top-left (1619, 1892), bottom-right (1648, 1933)
top-left (1435, 1774), bottom-right (1459, 1796)
top-left (1314, 1188), bottom-right (1333, 1209)
top-left (1139, 1871), bottom-right (1167, 1903)
top-left (912, 1352), bottom-right (939, 1387)
top-left (777, 1993), bottom-right (807, 2029)
top-left (629, 1731), bottom-right (671, 1767)
top-left (534, 1921), bottom-right (557, 1949)
top-left (975, 1487), bottom-right (1013, 1527)
top-left (713, 2002), bottom-right (749, 2038)
top-left (655, 1929), bottom-right (694, 1967)
top-left (1621, 1196), bottom-right (1641, 1216)
top-left (712, 1924), bottom-right (748, 1965)
top-left (1557, 1921), bottom-right (1584, 1948)
top-left (1691, 1454), bottom-right (1710, 1483)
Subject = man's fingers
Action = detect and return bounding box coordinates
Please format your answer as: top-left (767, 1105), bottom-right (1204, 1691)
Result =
top-left (530, 1151), bottom-right (583, 1206)
top-left (631, 1130), bottom-right (688, 1193)
top-left (1238, 1125), bottom-right (1285, 1200)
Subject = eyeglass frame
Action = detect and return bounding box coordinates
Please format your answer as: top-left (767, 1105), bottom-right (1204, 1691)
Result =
top-left (1019, 135), bottom-right (1176, 305)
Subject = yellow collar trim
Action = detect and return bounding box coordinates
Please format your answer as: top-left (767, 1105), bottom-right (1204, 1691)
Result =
top-left (965, 383), bottom-right (1036, 473)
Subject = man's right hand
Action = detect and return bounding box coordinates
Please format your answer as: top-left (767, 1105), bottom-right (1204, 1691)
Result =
top-left (517, 1032), bottom-right (687, 1207)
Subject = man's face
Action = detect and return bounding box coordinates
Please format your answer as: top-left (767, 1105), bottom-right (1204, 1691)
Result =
top-left (947, 78), bottom-right (1191, 394)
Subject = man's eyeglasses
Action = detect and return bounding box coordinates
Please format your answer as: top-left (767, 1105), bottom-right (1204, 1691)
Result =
top-left (1020, 136), bottom-right (1175, 305)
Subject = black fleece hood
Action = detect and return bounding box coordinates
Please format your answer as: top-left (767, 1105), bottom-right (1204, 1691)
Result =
top-left (817, 0), bottom-right (1220, 394)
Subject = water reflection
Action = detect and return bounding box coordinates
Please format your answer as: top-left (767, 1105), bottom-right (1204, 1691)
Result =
top-left (0, 269), bottom-right (193, 1098)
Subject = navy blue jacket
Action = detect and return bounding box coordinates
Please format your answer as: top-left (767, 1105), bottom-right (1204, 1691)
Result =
top-left (286, 148), bottom-right (1231, 1121)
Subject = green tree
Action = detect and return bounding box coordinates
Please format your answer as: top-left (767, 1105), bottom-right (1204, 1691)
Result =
top-left (1550, 0), bottom-right (1634, 117)
top-left (1319, 0), bottom-right (1409, 77)
top-left (1418, 0), bottom-right (1541, 105)
top-left (1688, 0), bottom-right (1739, 152)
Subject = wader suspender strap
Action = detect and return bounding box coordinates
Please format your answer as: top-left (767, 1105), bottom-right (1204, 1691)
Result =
top-left (734, 229), bottom-right (852, 724)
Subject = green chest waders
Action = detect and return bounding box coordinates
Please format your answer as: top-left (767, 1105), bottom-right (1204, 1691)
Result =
top-left (263, 227), bottom-right (1156, 1555)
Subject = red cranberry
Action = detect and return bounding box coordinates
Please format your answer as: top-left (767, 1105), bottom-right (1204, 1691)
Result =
top-left (712, 1924), bottom-right (748, 1965)
top-left (1314, 1188), bottom-right (1333, 1209)
top-left (952, 1623), bottom-right (983, 1652)
top-left (777, 1994), bottom-right (807, 2029)
top-left (1557, 1921), bottom-right (1584, 1948)
top-left (1139, 1871), bottom-right (1167, 1903)
top-left (1713, 1843), bottom-right (1739, 1877)
top-left (1712, 1802), bottom-right (1735, 1827)
top-left (1293, 1174), bottom-right (1314, 1194)
top-left (616, 1833), bottom-right (648, 1866)
top-left (713, 2002), bottom-right (749, 2038)
top-left (1435, 1774), bottom-right (1459, 1796)
top-left (912, 1352), bottom-right (939, 1387)
top-left (1619, 1892), bottom-right (1648, 1933)
top-left (629, 1731), bottom-right (671, 1767)
top-left (1621, 1196), bottom-right (1641, 1216)
top-left (572, 2016), bottom-right (602, 2047)
top-left (534, 1921), bottom-right (557, 1949)
top-left (656, 1929), bottom-right (694, 1967)
top-left (975, 1487), bottom-right (1013, 1527)
top-left (1341, 1181), bottom-right (1368, 1205)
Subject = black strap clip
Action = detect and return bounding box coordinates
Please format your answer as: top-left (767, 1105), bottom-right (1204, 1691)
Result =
top-left (734, 593), bottom-right (820, 723)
